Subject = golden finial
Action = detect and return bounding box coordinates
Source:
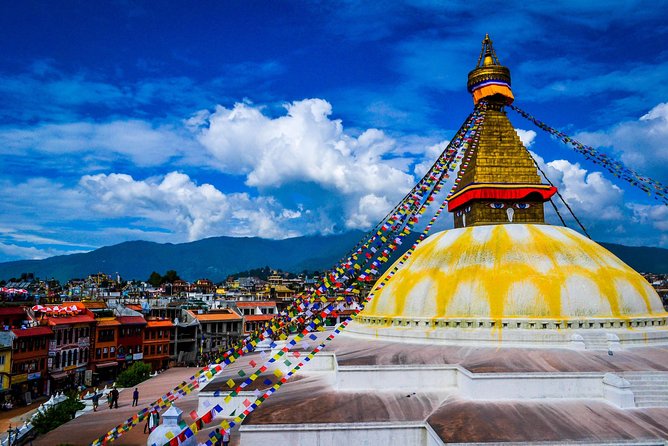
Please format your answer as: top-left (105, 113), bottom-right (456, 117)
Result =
top-left (468, 34), bottom-right (513, 105)
top-left (476, 33), bottom-right (501, 68)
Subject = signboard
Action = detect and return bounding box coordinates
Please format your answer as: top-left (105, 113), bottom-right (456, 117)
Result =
top-left (117, 354), bottom-right (125, 360)
top-left (12, 374), bottom-right (27, 384)
top-left (133, 353), bottom-right (143, 360)
top-left (84, 370), bottom-right (92, 387)
top-left (27, 372), bottom-right (41, 381)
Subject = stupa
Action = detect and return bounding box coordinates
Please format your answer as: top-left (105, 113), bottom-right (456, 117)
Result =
top-left (351, 34), bottom-right (668, 347)
top-left (205, 35), bottom-right (668, 445)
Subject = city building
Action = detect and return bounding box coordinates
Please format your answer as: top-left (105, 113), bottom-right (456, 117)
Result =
top-left (41, 305), bottom-right (94, 392)
top-left (143, 319), bottom-right (173, 371)
top-left (116, 315), bottom-right (147, 369)
top-left (0, 307), bottom-right (28, 329)
top-left (8, 326), bottom-right (51, 403)
top-left (186, 309), bottom-right (242, 357)
top-left (90, 315), bottom-right (120, 382)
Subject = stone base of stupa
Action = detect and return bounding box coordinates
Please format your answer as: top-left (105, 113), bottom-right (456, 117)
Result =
top-left (222, 331), bottom-right (668, 445)
top-left (346, 318), bottom-right (668, 349)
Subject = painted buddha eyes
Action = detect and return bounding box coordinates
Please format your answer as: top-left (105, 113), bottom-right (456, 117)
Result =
top-left (489, 202), bottom-right (530, 210)
top-left (455, 206), bottom-right (472, 217)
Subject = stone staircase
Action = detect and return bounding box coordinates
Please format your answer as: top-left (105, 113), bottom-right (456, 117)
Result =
top-left (577, 331), bottom-right (610, 350)
top-left (622, 371), bottom-right (668, 407)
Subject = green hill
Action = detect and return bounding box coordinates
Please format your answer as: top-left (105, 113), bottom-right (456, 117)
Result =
top-left (0, 231), bottom-right (665, 283)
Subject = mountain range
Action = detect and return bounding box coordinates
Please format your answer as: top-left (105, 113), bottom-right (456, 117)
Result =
top-left (0, 231), bottom-right (666, 283)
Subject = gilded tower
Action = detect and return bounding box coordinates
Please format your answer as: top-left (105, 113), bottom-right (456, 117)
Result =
top-left (448, 35), bottom-right (556, 228)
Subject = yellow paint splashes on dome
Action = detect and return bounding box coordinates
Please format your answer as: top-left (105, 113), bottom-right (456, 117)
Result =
top-left (365, 225), bottom-right (665, 324)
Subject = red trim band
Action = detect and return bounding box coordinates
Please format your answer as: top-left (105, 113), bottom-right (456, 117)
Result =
top-left (448, 186), bottom-right (557, 212)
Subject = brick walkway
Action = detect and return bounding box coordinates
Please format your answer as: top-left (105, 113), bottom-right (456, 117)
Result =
top-left (34, 368), bottom-right (202, 446)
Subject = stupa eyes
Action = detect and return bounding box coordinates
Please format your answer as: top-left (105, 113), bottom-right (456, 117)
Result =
top-left (490, 202), bottom-right (505, 209)
top-left (455, 206), bottom-right (472, 217)
top-left (515, 203), bottom-right (531, 209)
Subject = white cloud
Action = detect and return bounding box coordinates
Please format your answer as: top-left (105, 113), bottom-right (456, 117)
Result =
top-left (516, 129), bottom-right (536, 147)
top-left (78, 172), bottom-right (302, 241)
top-left (191, 99), bottom-right (422, 230)
top-left (0, 242), bottom-right (81, 261)
top-left (530, 151), bottom-right (625, 222)
top-left (575, 102), bottom-right (668, 183)
top-left (0, 120), bottom-right (199, 167)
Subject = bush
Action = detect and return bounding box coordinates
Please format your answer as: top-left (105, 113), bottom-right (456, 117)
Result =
top-left (116, 361), bottom-right (151, 388)
top-left (31, 392), bottom-right (85, 434)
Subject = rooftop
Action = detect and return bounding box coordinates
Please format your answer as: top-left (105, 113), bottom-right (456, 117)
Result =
top-left (116, 316), bottom-right (146, 325)
top-left (11, 326), bottom-right (53, 337)
top-left (186, 308), bottom-right (242, 321)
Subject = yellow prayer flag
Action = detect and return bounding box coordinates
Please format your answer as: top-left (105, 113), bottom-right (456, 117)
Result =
top-left (224, 395), bottom-right (232, 403)
top-left (226, 378), bottom-right (235, 388)
top-left (165, 432), bottom-right (175, 439)
top-left (273, 369), bottom-right (284, 377)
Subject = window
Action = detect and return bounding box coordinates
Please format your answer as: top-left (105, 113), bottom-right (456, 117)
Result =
top-left (110, 347), bottom-right (115, 354)
top-left (96, 348), bottom-right (101, 359)
top-left (98, 329), bottom-right (114, 343)
top-left (0, 355), bottom-right (5, 366)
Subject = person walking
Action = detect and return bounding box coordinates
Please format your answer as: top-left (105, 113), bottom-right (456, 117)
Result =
top-left (91, 389), bottom-right (100, 412)
top-left (111, 387), bottom-right (119, 409)
top-left (213, 428), bottom-right (222, 446)
top-left (222, 429), bottom-right (230, 446)
top-left (132, 388), bottom-right (139, 406)
top-left (107, 391), bottom-right (113, 409)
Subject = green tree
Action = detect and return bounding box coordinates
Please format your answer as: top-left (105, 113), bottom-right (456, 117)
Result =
top-left (162, 270), bottom-right (180, 284)
top-left (116, 361), bottom-right (152, 387)
top-left (147, 271), bottom-right (162, 287)
top-left (31, 392), bottom-right (84, 434)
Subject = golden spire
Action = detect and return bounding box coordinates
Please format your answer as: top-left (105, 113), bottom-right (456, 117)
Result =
top-left (467, 34), bottom-right (513, 105)
top-left (476, 34), bottom-right (501, 67)
top-left (448, 36), bottom-right (556, 228)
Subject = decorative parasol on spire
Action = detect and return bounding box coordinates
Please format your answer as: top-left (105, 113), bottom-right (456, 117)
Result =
top-left (467, 34), bottom-right (514, 105)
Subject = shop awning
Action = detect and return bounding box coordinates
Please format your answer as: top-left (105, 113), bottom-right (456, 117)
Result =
top-left (49, 371), bottom-right (69, 380)
top-left (95, 361), bottom-right (118, 369)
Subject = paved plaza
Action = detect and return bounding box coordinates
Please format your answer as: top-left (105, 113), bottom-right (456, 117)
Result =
top-left (30, 367), bottom-right (235, 446)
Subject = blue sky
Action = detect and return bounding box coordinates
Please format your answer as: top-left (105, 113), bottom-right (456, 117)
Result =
top-left (1, 0), bottom-right (667, 262)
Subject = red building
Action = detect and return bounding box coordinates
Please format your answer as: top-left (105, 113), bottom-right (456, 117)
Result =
top-left (116, 316), bottom-right (146, 369)
top-left (41, 306), bottom-right (94, 392)
top-left (143, 319), bottom-right (173, 371)
top-left (0, 307), bottom-right (27, 329)
top-left (90, 317), bottom-right (120, 382)
top-left (9, 326), bottom-right (52, 404)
